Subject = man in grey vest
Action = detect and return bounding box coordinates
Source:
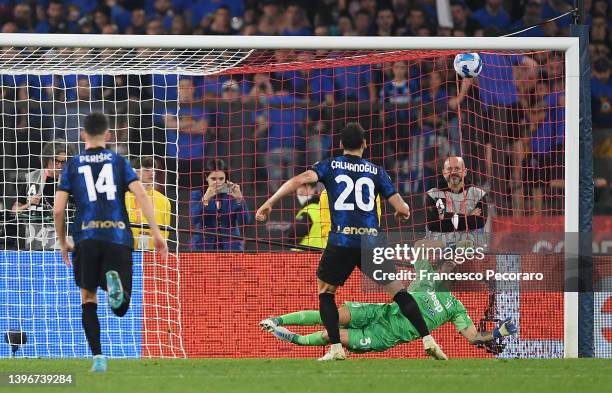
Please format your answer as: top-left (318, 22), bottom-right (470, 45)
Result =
top-left (12, 140), bottom-right (74, 250)
top-left (425, 156), bottom-right (488, 250)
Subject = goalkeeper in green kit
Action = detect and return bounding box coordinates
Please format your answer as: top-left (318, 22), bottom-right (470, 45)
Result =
top-left (260, 258), bottom-right (517, 356)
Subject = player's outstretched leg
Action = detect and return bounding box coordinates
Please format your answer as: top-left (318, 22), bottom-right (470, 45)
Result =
top-left (260, 310), bottom-right (323, 332)
top-left (386, 283), bottom-right (447, 360)
top-left (105, 270), bottom-right (131, 317)
top-left (265, 324), bottom-right (349, 350)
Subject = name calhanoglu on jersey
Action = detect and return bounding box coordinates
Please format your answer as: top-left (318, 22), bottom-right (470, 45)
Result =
top-left (330, 160), bottom-right (378, 175)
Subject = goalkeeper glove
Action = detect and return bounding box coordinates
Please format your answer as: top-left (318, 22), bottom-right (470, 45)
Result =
top-left (493, 318), bottom-right (517, 339)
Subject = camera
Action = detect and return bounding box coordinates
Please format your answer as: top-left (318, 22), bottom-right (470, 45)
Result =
top-left (217, 183), bottom-right (231, 194)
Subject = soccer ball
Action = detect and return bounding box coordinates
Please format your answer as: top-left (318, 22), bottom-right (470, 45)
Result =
top-left (453, 53), bottom-right (482, 78)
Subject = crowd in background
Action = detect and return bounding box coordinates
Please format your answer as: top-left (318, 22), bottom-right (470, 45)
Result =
top-left (0, 0), bottom-right (610, 250)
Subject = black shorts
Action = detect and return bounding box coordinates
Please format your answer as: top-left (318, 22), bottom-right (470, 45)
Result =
top-left (317, 244), bottom-right (396, 287)
top-left (73, 239), bottom-right (133, 293)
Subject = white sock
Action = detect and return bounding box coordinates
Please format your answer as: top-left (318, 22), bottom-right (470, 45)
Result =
top-left (423, 335), bottom-right (434, 343)
top-left (330, 343), bottom-right (343, 352)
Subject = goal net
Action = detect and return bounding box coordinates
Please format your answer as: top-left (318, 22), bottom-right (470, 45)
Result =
top-left (0, 35), bottom-right (584, 359)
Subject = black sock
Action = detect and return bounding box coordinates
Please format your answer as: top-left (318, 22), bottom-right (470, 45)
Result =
top-left (81, 303), bottom-right (102, 356)
top-left (393, 290), bottom-right (430, 337)
top-left (111, 291), bottom-right (131, 317)
top-left (319, 293), bottom-right (340, 344)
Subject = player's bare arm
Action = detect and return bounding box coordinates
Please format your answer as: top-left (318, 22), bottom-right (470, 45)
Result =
top-left (53, 189), bottom-right (72, 266)
top-left (129, 179), bottom-right (168, 258)
top-left (387, 193), bottom-right (411, 221)
top-left (256, 169), bottom-right (319, 222)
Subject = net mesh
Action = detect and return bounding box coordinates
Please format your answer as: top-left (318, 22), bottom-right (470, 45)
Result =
top-left (0, 45), bottom-right (573, 358)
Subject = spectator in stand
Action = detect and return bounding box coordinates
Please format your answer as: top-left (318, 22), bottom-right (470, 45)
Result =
top-left (13, 3), bottom-right (35, 32)
top-left (55, 76), bottom-right (105, 147)
top-left (353, 9), bottom-right (372, 36)
top-left (126, 8), bottom-right (147, 34)
top-left (66, 5), bottom-right (82, 32)
top-left (511, 0), bottom-right (546, 37)
top-left (58, 74), bottom-right (101, 102)
top-left (36, 0), bottom-right (68, 34)
top-left (417, 25), bottom-right (433, 36)
top-left (93, 5), bottom-right (112, 34)
top-left (336, 12), bottom-right (354, 36)
top-left (242, 23), bottom-right (258, 35)
top-left (314, 25), bottom-right (330, 36)
top-left (591, 57), bottom-right (612, 128)
top-left (359, 0), bottom-right (377, 18)
top-left (146, 17), bottom-right (165, 35)
top-left (422, 70), bottom-right (456, 153)
top-left (190, 0), bottom-right (244, 29)
top-left (163, 77), bottom-right (208, 188)
top-left (333, 63), bottom-right (373, 102)
top-left (542, 0), bottom-right (573, 33)
top-left (153, 0), bottom-right (175, 31)
top-left (404, 5), bottom-right (429, 36)
top-left (171, 15), bottom-right (190, 35)
top-left (2, 22), bottom-right (17, 33)
top-left (246, 72), bottom-right (274, 105)
top-left (202, 5), bottom-right (236, 35)
top-left (391, 0), bottom-right (410, 28)
top-left (190, 159), bottom-right (252, 251)
top-left (472, 0), bottom-right (512, 30)
top-left (263, 78), bottom-right (308, 192)
top-left (260, 0), bottom-right (280, 18)
top-left (281, 3), bottom-right (312, 35)
top-left (373, 7), bottom-right (396, 36)
top-left (257, 14), bottom-right (278, 35)
top-left (450, 0), bottom-right (483, 36)
top-left (590, 40), bottom-right (610, 63)
top-left (523, 87), bottom-right (565, 214)
top-left (380, 61), bottom-right (420, 135)
top-left (590, 13), bottom-right (609, 44)
top-left (107, 1), bottom-right (131, 33)
top-left (101, 24), bottom-right (118, 34)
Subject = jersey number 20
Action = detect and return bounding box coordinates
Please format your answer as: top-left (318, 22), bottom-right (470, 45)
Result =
top-left (78, 164), bottom-right (117, 201)
top-left (334, 175), bottom-right (375, 211)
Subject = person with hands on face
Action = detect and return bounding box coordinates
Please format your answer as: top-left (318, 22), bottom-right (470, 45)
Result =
top-left (190, 159), bottom-right (252, 251)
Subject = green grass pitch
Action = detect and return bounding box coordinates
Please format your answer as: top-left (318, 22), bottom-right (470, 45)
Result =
top-left (0, 358), bottom-right (610, 393)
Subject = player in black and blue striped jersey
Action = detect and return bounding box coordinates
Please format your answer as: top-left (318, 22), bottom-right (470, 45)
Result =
top-left (256, 123), bottom-right (447, 361)
top-left (53, 113), bottom-right (168, 373)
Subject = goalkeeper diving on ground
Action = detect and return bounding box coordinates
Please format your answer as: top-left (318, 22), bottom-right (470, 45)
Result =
top-left (260, 257), bottom-right (517, 356)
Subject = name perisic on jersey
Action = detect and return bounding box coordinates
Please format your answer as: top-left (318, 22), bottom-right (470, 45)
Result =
top-left (79, 152), bottom-right (113, 163)
top-left (336, 226), bottom-right (379, 236)
top-left (331, 160), bottom-right (378, 175)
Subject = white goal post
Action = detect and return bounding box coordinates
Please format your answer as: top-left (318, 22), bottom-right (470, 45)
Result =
top-left (0, 34), bottom-right (580, 358)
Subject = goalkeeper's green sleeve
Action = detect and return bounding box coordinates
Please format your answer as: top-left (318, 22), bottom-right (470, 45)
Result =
top-left (278, 311), bottom-right (322, 326)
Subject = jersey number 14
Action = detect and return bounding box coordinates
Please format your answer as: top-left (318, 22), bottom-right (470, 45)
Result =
top-left (78, 164), bottom-right (117, 201)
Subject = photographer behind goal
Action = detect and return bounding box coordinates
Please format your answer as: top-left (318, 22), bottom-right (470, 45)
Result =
top-left (425, 156), bottom-right (488, 250)
top-left (12, 139), bottom-right (75, 250)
